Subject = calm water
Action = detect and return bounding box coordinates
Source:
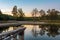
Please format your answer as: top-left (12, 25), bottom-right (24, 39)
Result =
top-left (24, 25), bottom-right (60, 40)
top-left (0, 25), bottom-right (60, 40)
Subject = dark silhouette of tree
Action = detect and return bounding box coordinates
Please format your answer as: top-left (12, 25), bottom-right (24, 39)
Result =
top-left (0, 9), bottom-right (16, 20)
top-left (18, 8), bottom-right (25, 17)
top-left (47, 9), bottom-right (51, 16)
top-left (39, 9), bottom-right (46, 20)
top-left (17, 8), bottom-right (25, 21)
top-left (32, 8), bottom-right (38, 17)
top-left (0, 10), bottom-right (3, 20)
top-left (31, 8), bottom-right (38, 21)
top-left (47, 25), bottom-right (59, 37)
top-left (12, 5), bottom-right (17, 17)
top-left (0, 10), bottom-right (2, 14)
top-left (39, 9), bottom-right (45, 17)
top-left (47, 9), bottom-right (60, 20)
top-left (32, 25), bottom-right (38, 37)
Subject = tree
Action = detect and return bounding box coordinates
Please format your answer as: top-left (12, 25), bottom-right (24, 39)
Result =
top-left (12, 5), bottom-right (18, 17)
top-left (0, 10), bottom-right (3, 20)
top-left (17, 8), bottom-right (25, 20)
top-left (39, 9), bottom-right (46, 20)
top-left (0, 10), bottom-right (2, 14)
top-left (18, 8), bottom-right (25, 17)
top-left (31, 8), bottom-right (38, 21)
top-left (32, 8), bottom-right (38, 17)
top-left (47, 9), bottom-right (60, 20)
top-left (39, 9), bottom-right (45, 17)
top-left (47, 9), bottom-right (51, 16)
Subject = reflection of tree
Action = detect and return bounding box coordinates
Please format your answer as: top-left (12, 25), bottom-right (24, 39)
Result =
top-left (47, 25), bottom-right (59, 37)
top-left (31, 25), bottom-right (60, 37)
top-left (39, 25), bottom-right (45, 36)
top-left (39, 28), bottom-right (45, 36)
top-left (32, 25), bottom-right (38, 37)
top-left (0, 27), bottom-right (9, 33)
top-left (40, 30), bottom-right (45, 36)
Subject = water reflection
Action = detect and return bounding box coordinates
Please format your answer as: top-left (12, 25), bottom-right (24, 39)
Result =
top-left (0, 26), bottom-right (24, 40)
top-left (0, 25), bottom-right (60, 40)
top-left (31, 25), bottom-right (60, 37)
top-left (0, 27), bottom-right (9, 33)
top-left (32, 25), bottom-right (38, 37)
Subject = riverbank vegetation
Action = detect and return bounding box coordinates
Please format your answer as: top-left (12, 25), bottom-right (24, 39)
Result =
top-left (0, 6), bottom-right (60, 23)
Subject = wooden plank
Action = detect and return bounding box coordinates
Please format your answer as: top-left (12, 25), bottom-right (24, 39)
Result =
top-left (0, 27), bottom-right (26, 37)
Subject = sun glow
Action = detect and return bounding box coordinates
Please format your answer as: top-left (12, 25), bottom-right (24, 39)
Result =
top-left (1, 9), bottom-right (32, 17)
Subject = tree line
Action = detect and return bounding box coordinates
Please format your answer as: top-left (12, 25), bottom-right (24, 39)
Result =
top-left (31, 8), bottom-right (60, 20)
top-left (0, 6), bottom-right (60, 21)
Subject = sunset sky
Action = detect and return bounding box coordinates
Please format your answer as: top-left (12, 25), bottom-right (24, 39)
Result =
top-left (0, 0), bottom-right (60, 16)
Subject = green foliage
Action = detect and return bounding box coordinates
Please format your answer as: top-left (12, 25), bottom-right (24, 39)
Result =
top-left (0, 14), bottom-right (16, 20)
top-left (0, 8), bottom-right (60, 21)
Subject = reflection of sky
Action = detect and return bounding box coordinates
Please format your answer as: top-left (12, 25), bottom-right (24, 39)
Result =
top-left (24, 25), bottom-right (60, 40)
top-left (0, 0), bottom-right (60, 14)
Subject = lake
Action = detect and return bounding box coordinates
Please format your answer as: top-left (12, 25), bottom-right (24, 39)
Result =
top-left (0, 24), bottom-right (60, 40)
